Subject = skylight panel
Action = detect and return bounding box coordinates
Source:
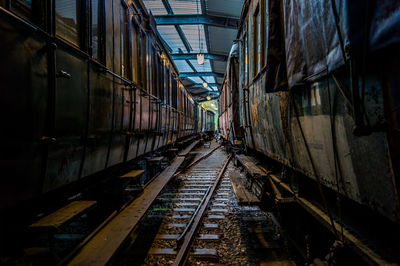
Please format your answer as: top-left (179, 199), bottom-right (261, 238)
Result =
top-left (188, 77), bottom-right (203, 83)
top-left (202, 76), bottom-right (216, 84)
top-left (174, 60), bottom-right (194, 73)
top-left (181, 25), bottom-right (207, 53)
top-left (211, 86), bottom-right (219, 91)
top-left (169, 0), bottom-right (202, 15)
top-left (189, 59), bottom-right (212, 72)
top-left (142, 0), bottom-right (168, 15)
top-left (157, 25), bottom-right (186, 53)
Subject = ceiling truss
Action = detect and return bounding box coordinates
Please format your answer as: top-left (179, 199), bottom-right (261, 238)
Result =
top-left (144, 0), bottom-right (242, 100)
top-left (154, 15), bottom-right (240, 29)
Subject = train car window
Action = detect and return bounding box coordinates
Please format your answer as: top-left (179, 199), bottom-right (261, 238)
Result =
top-left (120, 1), bottom-right (130, 78)
top-left (225, 88), bottom-right (228, 110)
top-left (254, 7), bottom-right (261, 74)
top-left (169, 71), bottom-right (173, 106)
top-left (132, 25), bottom-right (139, 83)
top-left (158, 55), bottom-right (163, 99)
top-left (177, 88), bottom-right (181, 112)
top-left (172, 76), bottom-right (178, 109)
top-left (166, 68), bottom-right (170, 105)
top-left (11, 0), bottom-right (32, 21)
top-left (151, 48), bottom-right (157, 96)
top-left (244, 33), bottom-right (248, 85)
top-left (158, 57), bottom-right (164, 101)
top-left (264, 0), bottom-right (269, 67)
top-left (56, 0), bottom-right (80, 46)
top-left (91, 0), bottom-right (104, 62)
top-left (140, 32), bottom-right (147, 89)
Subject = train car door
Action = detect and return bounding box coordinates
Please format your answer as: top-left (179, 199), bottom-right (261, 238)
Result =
top-left (44, 1), bottom-right (88, 192)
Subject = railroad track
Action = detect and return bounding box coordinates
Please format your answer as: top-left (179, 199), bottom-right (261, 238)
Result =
top-left (114, 146), bottom-right (231, 265)
top-left (65, 141), bottom-right (299, 265)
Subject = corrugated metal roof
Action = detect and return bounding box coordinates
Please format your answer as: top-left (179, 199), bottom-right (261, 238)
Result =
top-left (188, 77), bottom-right (204, 83)
top-left (142, 0), bottom-right (244, 101)
top-left (202, 76), bottom-right (216, 84)
top-left (169, 0), bottom-right (202, 14)
top-left (174, 60), bottom-right (194, 73)
top-left (157, 25), bottom-right (186, 53)
top-left (181, 25), bottom-right (207, 53)
top-left (189, 59), bottom-right (212, 72)
top-left (213, 61), bottom-right (228, 76)
top-left (209, 26), bottom-right (237, 55)
top-left (206, 0), bottom-right (243, 18)
top-left (142, 0), bottom-right (168, 15)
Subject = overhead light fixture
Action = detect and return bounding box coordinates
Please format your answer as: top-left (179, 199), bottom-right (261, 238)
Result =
top-left (203, 81), bottom-right (208, 88)
top-left (206, 95), bottom-right (211, 101)
top-left (197, 53), bottom-right (205, 65)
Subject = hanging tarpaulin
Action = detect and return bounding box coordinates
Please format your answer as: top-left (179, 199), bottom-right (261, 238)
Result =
top-left (282, 0), bottom-right (400, 89)
top-left (369, 0), bottom-right (400, 51)
top-left (265, 0), bottom-right (288, 92)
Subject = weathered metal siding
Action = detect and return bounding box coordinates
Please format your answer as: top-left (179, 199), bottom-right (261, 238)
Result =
top-left (0, 17), bottom-right (48, 209)
top-left (82, 66), bottom-right (114, 176)
top-left (236, 0), bottom-right (400, 222)
top-left (44, 47), bottom-right (88, 192)
top-left (0, 0), bottom-right (198, 209)
top-left (243, 64), bottom-right (399, 221)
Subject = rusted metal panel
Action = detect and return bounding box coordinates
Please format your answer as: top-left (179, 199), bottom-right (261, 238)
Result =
top-left (236, 0), bottom-right (400, 223)
top-left (244, 69), bottom-right (399, 221)
top-left (248, 75), bottom-right (288, 164)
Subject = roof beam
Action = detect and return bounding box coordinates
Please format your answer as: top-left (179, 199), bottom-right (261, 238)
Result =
top-left (200, 0), bottom-right (207, 15)
top-left (191, 91), bottom-right (219, 97)
top-left (172, 53), bottom-right (228, 61)
top-left (198, 95), bottom-right (219, 102)
top-left (180, 72), bottom-right (224, 78)
top-left (154, 15), bottom-right (240, 29)
top-left (160, 0), bottom-right (192, 52)
top-left (188, 83), bottom-right (219, 88)
top-left (161, 0), bottom-right (173, 14)
top-left (175, 25), bottom-right (192, 52)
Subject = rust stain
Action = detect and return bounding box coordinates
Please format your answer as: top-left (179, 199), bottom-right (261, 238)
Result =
top-left (251, 95), bottom-right (259, 125)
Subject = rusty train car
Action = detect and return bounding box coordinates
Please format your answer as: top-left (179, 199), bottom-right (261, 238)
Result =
top-left (220, 0), bottom-right (400, 261)
top-left (0, 0), bottom-right (208, 211)
top-left (205, 110), bottom-right (215, 133)
top-left (219, 42), bottom-right (243, 143)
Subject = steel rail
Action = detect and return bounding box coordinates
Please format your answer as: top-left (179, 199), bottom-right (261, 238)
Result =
top-left (173, 144), bottom-right (221, 178)
top-left (63, 140), bottom-right (200, 266)
top-left (173, 154), bottom-right (232, 266)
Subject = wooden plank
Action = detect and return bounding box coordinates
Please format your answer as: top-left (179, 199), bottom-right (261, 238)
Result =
top-left (30, 201), bottom-right (96, 229)
top-left (198, 234), bottom-right (220, 241)
top-left (207, 215), bottom-right (225, 220)
top-left (230, 171), bottom-right (260, 205)
top-left (156, 234), bottom-right (180, 240)
top-left (236, 154), bottom-right (267, 178)
top-left (178, 140), bottom-right (200, 156)
top-left (120, 169), bottom-right (144, 179)
top-left (192, 248), bottom-right (218, 258)
top-left (147, 156), bottom-right (164, 162)
top-left (68, 156), bottom-right (186, 266)
top-left (148, 248), bottom-right (177, 256)
top-left (203, 224), bottom-right (218, 229)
